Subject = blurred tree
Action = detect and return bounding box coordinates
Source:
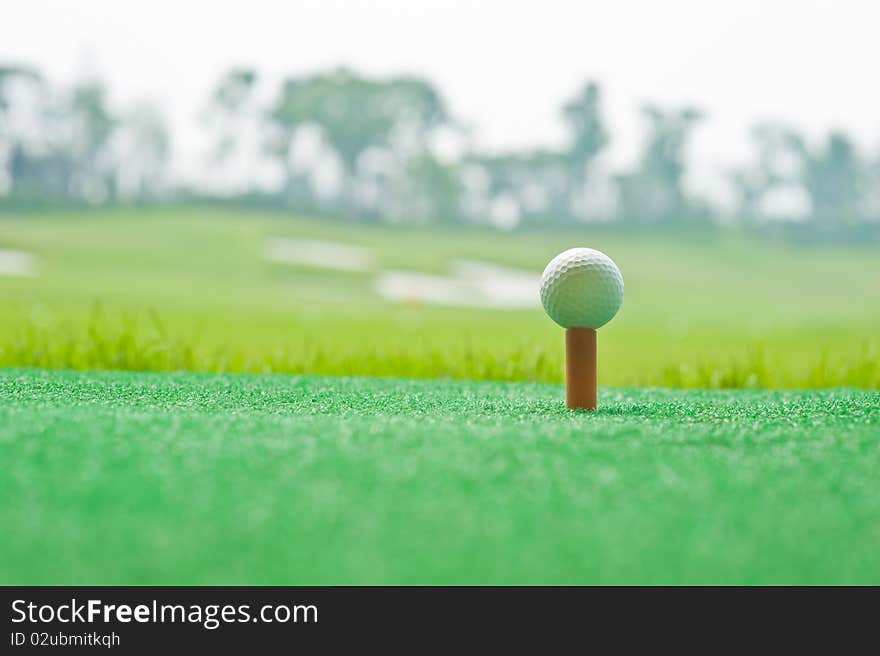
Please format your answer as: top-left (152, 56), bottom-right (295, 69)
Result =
top-left (266, 69), bottom-right (449, 218)
top-left (733, 124), bottom-right (869, 225)
top-left (865, 155), bottom-right (880, 221)
top-left (467, 150), bottom-right (570, 226)
top-left (6, 76), bottom-right (118, 204)
top-left (0, 65), bottom-right (40, 114)
top-left (730, 123), bottom-right (802, 218)
top-left (0, 65), bottom-right (55, 198)
top-left (561, 81), bottom-right (608, 215)
top-left (201, 68), bottom-right (273, 197)
top-left (1, 67), bottom-right (171, 207)
top-left (205, 68), bottom-right (258, 164)
top-left (615, 105), bottom-right (704, 224)
top-left (67, 79), bottom-right (117, 202)
top-left (0, 66), bottom-right (97, 203)
top-left (112, 102), bottom-right (171, 202)
top-left (464, 82), bottom-right (609, 226)
top-left (797, 132), bottom-right (866, 224)
top-left (368, 151), bottom-right (463, 224)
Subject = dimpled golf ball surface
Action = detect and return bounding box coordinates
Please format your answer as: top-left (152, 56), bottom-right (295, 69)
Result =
top-left (540, 248), bottom-right (624, 328)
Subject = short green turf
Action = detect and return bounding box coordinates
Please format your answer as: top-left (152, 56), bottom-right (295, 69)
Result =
top-left (2, 368), bottom-right (878, 584)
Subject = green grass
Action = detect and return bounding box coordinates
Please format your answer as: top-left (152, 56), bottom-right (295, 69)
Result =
top-left (2, 367), bottom-right (878, 584)
top-left (1, 207), bottom-right (878, 388)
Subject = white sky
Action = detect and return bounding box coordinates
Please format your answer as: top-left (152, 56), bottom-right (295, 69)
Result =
top-left (3, 0), bottom-right (879, 202)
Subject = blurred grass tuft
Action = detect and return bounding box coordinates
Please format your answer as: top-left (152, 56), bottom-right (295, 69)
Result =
top-left (2, 308), bottom-right (877, 389)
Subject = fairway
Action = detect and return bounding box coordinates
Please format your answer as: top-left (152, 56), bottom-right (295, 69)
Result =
top-left (1, 209), bottom-right (879, 388)
top-left (2, 368), bottom-right (878, 585)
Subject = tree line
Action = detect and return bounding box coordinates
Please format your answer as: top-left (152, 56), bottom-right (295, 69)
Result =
top-left (2, 64), bottom-right (879, 233)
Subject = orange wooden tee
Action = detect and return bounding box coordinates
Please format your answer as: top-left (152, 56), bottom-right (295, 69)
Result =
top-left (565, 327), bottom-right (597, 410)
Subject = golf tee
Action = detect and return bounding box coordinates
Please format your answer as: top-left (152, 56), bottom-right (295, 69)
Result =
top-left (565, 327), bottom-right (597, 410)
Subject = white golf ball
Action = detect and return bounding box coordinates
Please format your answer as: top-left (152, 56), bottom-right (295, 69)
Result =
top-left (540, 247), bottom-right (624, 329)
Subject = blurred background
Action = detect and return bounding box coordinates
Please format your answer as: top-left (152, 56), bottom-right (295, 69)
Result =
top-left (1, 0), bottom-right (878, 388)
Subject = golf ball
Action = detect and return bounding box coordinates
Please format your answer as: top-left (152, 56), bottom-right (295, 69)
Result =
top-left (540, 247), bottom-right (624, 328)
